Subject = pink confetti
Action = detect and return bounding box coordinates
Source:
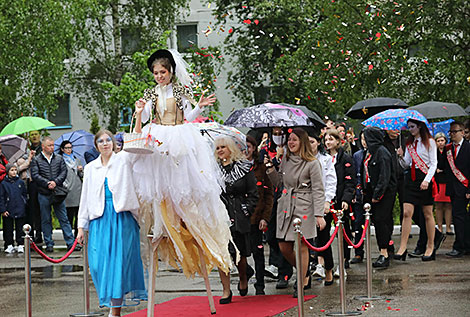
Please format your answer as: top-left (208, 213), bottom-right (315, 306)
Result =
top-left (243, 19), bottom-right (251, 24)
top-left (283, 189), bottom-right (287, 194)
top-left (424, 60), bottom-right (428, 64)
top-left (228, 28), bottom-right (233, 34)
top-left (288, 78), bottom-right (294, 82)
top-left (257, 245), bottom-right (263, 249)
top-left (288, 128), bottom-right (293, 133)
top-left (256, 181), bottom-right (262, 186)
top-left (320, 309), bottom-right (325, 312)
top-left (303, 215), bottom-right (308, 220)
top-left (254, 19), bottom-right (259, 25)
top-left (376, 32), bottom-right (381, 38)
top-left (368, 64), bottom-right (374, 70)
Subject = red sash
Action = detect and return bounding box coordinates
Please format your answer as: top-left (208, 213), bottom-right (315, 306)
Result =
top-left (407, 144), bottom-right (438, 197)
top-left (445, 144), bottom-right (469, 187)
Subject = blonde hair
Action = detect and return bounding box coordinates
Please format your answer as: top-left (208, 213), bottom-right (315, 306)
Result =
top-left (285, 128), bottom-right (316, 162)
top-left (434, 132), bottom-right (447, 142)
top-left (214, 137), bottom-right (245, 164)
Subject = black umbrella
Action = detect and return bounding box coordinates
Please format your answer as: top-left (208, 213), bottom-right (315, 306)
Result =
top-left (0, 135), bottom-right (28, 162)
top-left (280, 104), bottom-right (326, 128)
top-left (409, 101), bottom-right (468, 119)
top-left (346, 97), bottom-right (408, 119)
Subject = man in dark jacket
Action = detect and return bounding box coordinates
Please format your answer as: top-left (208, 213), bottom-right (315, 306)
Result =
top-left (441, 122), bottom-right (470, 257)
top-left (363, 127), bottom-right (396, 268)
top-left (31, 136), bottom-right (74, 252)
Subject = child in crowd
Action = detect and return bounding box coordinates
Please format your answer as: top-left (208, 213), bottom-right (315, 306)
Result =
top-left (1, 164), bottom-right (28, 253)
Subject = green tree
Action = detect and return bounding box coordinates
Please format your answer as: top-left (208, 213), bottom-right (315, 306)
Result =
top-left (0, 0), bottom-right (85, 127)
top-left (214, 0), bottom-right (470, 118)
top-left (68, 0), bottom-right (190, 133)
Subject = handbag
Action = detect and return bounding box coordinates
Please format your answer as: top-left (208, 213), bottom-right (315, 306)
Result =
top-left (52, 185), bottom-right (68, 204)
top-left (123, 111), bottom-right (155, 154)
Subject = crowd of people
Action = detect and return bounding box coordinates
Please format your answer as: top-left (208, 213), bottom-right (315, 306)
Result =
top-left (1, 130), bottom-right (125, 255)
top-left (2, 48), bottom-right (469, 317)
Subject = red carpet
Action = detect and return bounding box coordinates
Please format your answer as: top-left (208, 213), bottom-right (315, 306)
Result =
top-left (126, 295), bottom-right (316, 317)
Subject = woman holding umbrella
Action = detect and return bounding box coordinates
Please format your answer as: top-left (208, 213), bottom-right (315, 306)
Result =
top-left (395, 119), bottom-right (438, 261)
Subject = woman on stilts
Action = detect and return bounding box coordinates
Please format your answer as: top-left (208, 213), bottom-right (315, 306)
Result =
top-left (133, 49), bottom-right (233, 314)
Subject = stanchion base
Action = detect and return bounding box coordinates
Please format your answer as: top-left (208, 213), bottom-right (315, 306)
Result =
top-left (70, 312), bottom-right (104, 317)
top-left (326, 311), bottom-right (362, 316)
top-left (353, 295), bottom-right (386, 301)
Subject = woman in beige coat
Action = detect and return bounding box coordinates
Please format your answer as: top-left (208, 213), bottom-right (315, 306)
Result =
top-left (265, 128), bottom-right (325, 296)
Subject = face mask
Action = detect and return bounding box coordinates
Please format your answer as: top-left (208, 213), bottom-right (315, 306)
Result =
top-left (272, 135), bottom-right (285, 146)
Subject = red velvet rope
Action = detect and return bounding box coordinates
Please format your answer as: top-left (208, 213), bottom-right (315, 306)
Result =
top-left (301, 225), bottom-right (340, 252)
top-left (30, 239), bottom-right (79, 264)
top-left (342, 219), bottom-right (370, 249)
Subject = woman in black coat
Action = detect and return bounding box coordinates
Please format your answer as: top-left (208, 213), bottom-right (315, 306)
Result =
top-left (362, 127), bottom-right (397, 268)
top-left (215, 137), bottom-right (259, 304)
top-left (322, 129), bottom-right (356, 281)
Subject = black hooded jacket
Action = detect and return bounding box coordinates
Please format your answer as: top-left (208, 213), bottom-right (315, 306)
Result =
top-left (363, 127), bottom-right (396, 201)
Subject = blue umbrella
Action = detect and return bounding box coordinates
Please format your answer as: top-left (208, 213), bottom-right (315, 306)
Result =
top-left (54, 130), bottom-right (95, 165)
top-left (431, 119), bottom-right (454, 137)
top-left (361, 109), bottom-right (432, 131)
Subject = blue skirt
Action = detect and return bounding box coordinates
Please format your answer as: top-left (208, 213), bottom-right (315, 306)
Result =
top-left (88, 179), bottom-right (146, 308)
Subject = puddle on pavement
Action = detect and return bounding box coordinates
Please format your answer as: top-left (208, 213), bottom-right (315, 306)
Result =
top-left (0, 265), bottom-right (83, 278)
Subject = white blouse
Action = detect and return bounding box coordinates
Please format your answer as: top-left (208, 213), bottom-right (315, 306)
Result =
top-left (316, 152), bottom-right (337, 203)
top-left (141, 84), bottom-right (202, 123)
top-left (399, 136), bottom-right (437, 183)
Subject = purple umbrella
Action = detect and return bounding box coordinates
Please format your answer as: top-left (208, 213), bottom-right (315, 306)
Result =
top-left (361, 109), bottom-right (432, 131)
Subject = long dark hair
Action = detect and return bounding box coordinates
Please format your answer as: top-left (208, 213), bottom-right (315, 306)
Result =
top-left (406, 119), bottom-right (431, 149)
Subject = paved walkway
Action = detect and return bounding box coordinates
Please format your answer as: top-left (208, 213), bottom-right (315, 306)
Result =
top-left (0, 231), bottom-right (468, 316)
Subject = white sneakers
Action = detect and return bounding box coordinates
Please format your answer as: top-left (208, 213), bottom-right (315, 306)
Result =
top-left (334, 266), bottom-right (347, 278)
top-left (3, 245), bottom-right (24, 253)
top-left (4, 245), bottom-right (15, 254)
top-left (264, 264), bottom-right (279, 278)
top-left (312, 264), bottom-right (326, 278)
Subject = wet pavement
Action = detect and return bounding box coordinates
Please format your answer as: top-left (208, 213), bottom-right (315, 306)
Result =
top-left (1, 234), bottom-right (469, 316)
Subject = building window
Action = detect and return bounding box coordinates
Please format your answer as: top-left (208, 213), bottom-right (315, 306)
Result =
top-left (120, 106), bottom-right (133, 127)
top-left (177, 24), bottom-right (198, 53)
top-left (49, 94), bottom-right (71, 127)
top-left (122, 27), bottom-right (141, 56)
top-left (254, 86), bottom-right (273, 104)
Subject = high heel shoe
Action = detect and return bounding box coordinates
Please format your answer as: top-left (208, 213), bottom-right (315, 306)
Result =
top-left (422, 250), bottom-right (436, 262)
top-left (219, 290), bottom-right (232, 304)
top-left (238, 265), bottom-right (255, 296)
top-left (393, 250), bottom-right (407, 261)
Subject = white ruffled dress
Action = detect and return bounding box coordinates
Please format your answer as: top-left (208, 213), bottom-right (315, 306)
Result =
top-left (132, 84), bottom-right (233, 277)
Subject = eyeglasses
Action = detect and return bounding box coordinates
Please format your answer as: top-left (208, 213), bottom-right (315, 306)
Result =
top-left (63, 146), bottom-right (72, 150)
top-left (449, 129), bottom-right (463, 134)
top-left (97, 137), bottom-right (112, 145)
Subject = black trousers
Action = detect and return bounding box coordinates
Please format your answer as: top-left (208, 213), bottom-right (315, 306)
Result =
top-left (66, 206), bottom-right (79, 237)
top-left (316, 213), bottom-right (334, 270)
top-left (367, 190), bottom-right (396, 250)
top-left (267, 199), bottom-right (293, 280)
top-left (27, 181), bottom-right (42, 239)
top-left (451, 196), bottom-right (470, 252)
top-left (2, 216), bottom-right (25, 247)
top-left (352, 202), bottom-right (365, 257)
top-left (249, 224), bottom-right (265, 290)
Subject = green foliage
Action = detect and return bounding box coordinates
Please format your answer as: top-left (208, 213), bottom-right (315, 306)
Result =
top-left (89, 112), bottom-right (101, 135)
top-left (213, 0), bottom-right (470, 117)
top-left (0, 0), bottom-right (82, 127)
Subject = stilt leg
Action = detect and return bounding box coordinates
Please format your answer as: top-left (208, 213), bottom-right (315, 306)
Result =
top-left (147, 236), bottom-right (158, 317)
top-left (198, 246), bottom-right (216, 315)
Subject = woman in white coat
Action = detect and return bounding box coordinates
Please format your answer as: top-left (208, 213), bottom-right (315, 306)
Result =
top-left (77, 130), bottom-right (146, 317)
